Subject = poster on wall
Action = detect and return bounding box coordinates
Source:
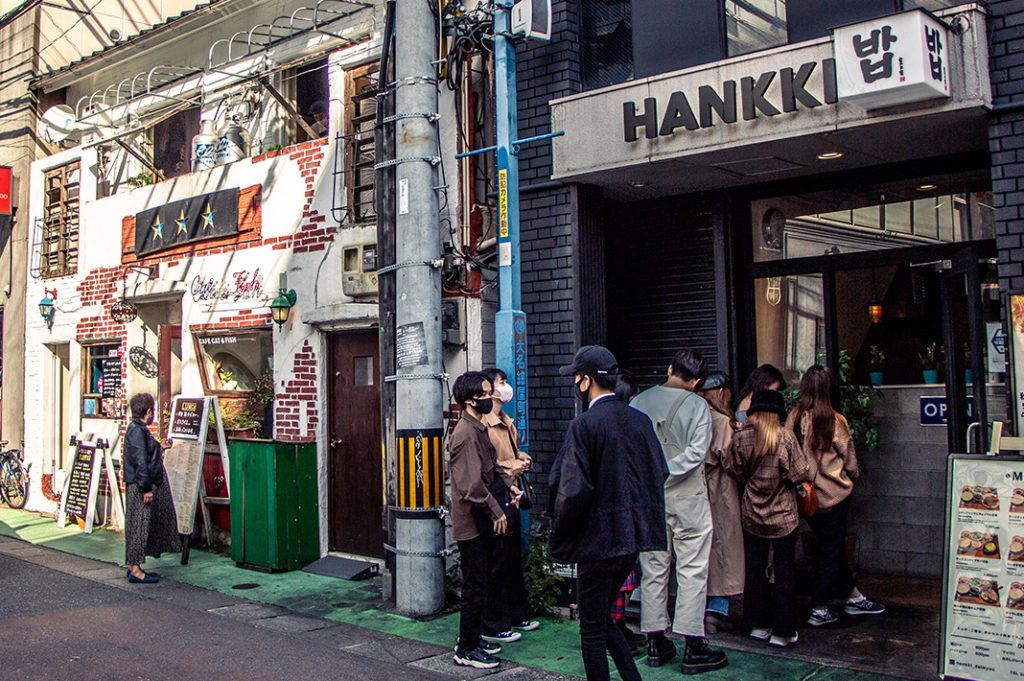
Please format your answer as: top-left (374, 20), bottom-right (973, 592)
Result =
top-left (941, 454), bottom-right (1024, 681)
top-left (1005, 293), bottom-right (1024, 436)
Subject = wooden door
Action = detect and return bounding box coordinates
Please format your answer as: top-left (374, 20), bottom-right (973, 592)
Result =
top-left (157, 325), bottom-right (181, 437)
top-left (327, 330), bottom-right (384, 557)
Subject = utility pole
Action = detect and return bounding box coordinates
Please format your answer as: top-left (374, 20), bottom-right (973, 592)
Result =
top-left (389, 0), bottom-right (445, 616)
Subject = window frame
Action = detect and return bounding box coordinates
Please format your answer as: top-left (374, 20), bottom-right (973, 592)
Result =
top-left (345, 61), bottom-right (380, 225)
top-left (81, 341), bottom-right (121, 420)
top-left (150, 105), bottom-right (200, 181)
top-left (191, 327), bottom-right (273, 398)
top-left (41, 161), bottom-right (80, 279)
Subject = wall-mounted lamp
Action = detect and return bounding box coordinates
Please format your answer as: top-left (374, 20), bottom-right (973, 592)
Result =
top-left (110, 266), bottom-right (154, 324)
top-left (866, 292), bottom-right (883, 324)
top-left (39, 288), bottom-right (57, 329)
top-left (268, 273), bottom-right (297, 330)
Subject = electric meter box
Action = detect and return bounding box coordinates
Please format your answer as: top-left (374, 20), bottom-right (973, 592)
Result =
top-left (342, 243), bottom-right (378, 298)
top-left (441, 299), bottom-right (465, 346)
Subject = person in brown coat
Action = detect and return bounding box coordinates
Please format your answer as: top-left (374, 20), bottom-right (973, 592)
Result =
top-left (786, 365), bottom-right (885, 627)
top-left (449, 371), bottom-right (509, 670)
top-left (696, 372), bottom-right (743, 633)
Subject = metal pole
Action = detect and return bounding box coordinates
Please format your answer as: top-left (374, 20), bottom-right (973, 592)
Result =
top-left (392, 0), bottom-right (444, 616)
top-left (493, 2), bottom-right (529, 457)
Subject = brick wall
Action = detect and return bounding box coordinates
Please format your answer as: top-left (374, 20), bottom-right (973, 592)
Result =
top-left (988, 2), bottom-right (1024, 293)
top-left (514, 1), bottom-right (583, 508)
top-left (76, 266), bottom-right (129, 420)
top-left (275, 339), bottom-right (319, 443)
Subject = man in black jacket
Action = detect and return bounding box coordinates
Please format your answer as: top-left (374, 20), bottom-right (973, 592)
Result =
top-left (549, 345), bottom-right (668, 681)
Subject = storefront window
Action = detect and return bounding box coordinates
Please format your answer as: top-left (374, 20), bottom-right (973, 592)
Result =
top-left (725, 0), bottom-right (788, 57)
top-left (82, 343), bottom-right (121, 418)
top-left (193, 329), bottom-right (272, 395)
top-left (752, 192), bottom-right (994, 263)
top-left (581, 0), bottom-right (633, 90)
top-left (755, 274), bottom-right (824, 382)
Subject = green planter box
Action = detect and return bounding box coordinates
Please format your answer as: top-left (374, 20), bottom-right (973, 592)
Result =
top-left (229, 439), bottom-right (319, 571)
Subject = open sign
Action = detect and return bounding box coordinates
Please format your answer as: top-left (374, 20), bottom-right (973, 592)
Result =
top-left (920, 396), bottom-right (974, 426)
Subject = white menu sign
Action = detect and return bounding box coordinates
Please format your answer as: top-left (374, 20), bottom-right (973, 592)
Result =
top-left (942, 455), bottom-right (1024, 681)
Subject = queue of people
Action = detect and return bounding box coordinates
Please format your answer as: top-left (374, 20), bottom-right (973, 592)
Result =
top-left (449, 346), bottom-right (885, 676)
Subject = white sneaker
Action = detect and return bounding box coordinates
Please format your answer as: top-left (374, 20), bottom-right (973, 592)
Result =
top-left (749, 627), bottom-right (771, 640)
top-left (769, 632), bottom-right (798, 647)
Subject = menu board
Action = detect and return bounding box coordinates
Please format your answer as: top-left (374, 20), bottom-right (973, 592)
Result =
top-left (100, 357), bottom-right (121, 398)
top-left (64, 444), bottom-right (96, 518)
top-left (942, 454), bottom-right (1024, 681)
top-left (170, 397), bottom-right (205, 440)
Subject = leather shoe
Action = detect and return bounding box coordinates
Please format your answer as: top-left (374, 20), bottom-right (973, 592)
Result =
top-left (646, 632), bottom-right (677, 667)
top-left (681, 637), bottom-right (728, 675)
top-left (126, 569), bottom-right (158, 584)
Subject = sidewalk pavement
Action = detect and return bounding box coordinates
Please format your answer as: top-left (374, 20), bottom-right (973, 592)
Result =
top-left (0, 507), bottom-right (898, 681)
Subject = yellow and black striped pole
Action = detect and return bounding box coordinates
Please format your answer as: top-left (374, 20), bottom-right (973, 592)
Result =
top-left (395, 428), bottom-right (444, 509)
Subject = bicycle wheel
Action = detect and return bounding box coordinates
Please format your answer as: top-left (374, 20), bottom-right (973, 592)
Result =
top-left (2, 456), bottom-right (27, 509)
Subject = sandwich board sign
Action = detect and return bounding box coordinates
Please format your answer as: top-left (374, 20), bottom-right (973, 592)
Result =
top-left (163, 396), bottom-right (229, 563)
top-left (57, 435), bottom-right (124, 533)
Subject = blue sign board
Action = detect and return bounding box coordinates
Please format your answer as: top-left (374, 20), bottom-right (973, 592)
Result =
top-left (920, 396), bottom-right (974, 426)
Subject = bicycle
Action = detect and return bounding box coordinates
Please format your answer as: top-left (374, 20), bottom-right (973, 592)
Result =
top-left (0, 441), bottom-right (28, 509)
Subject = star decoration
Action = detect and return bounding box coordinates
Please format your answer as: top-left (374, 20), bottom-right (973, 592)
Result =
top-left (201, 203), bottom-right (215, 230)
top-left (151, 218), bottom-right (163, 240)
top-left (175, 208), bottom-right (188, 235)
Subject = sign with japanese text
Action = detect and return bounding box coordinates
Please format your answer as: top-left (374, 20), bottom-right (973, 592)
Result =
top-left (834, 9), bottom-right (950, 110)
top-left (942, 454), bottom-right (1024, 681)
top-left (134, 187), bottom-right (239, 256)
top-left (0, 166), bottom-right (11, 215)
top-left (513, 312), bottom-right (529, 449)
top-left (169, 397), bottom-right (206, 440)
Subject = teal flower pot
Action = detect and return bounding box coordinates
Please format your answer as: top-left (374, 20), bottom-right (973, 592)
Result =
top-left (869, 372), bottom-right (884, 386)
top-left (923, 370), bottom-right (939, 384)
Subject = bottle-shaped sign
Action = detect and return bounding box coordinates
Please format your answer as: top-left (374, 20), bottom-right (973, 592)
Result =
top-left (215, 123), bottom-right (249, 165)
top-left (191, 119), bottom-right (219, 171)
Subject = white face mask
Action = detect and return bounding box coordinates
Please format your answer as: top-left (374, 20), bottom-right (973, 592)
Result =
top-left (496, 382), bottom-right (514, 404)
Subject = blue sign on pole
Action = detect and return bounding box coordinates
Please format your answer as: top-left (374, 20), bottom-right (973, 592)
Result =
top-left (920, 396), bottom-right (974, 426)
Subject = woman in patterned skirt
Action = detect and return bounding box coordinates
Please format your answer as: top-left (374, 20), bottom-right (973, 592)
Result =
top-left (123, 392), bottom-right (181, 583)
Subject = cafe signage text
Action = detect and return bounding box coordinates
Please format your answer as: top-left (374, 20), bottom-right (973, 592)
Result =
top-left (190, 269), bottom-right (266, 303)
top-left (623, 59), bottom-right (837, 142)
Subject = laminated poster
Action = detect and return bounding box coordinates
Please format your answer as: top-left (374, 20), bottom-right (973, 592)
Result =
top-left (942, 455), bottom-right (1024, 681)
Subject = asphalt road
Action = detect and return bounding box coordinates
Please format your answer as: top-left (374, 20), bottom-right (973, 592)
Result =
top-left (0, 545), bottom-right (464, 681)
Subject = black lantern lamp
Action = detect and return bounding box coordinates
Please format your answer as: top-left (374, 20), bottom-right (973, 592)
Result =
top-left (39, 288), bottom-right (57, 329)
top-left (866, 293), bottom-right (883, 324)
top-left (269, 273), bottom-right (297, 330)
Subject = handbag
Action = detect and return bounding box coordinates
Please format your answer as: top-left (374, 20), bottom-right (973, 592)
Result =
top-left (518, 473), bottom-right (536, 510)
top-left (796, 480), bottom-right (819, 517)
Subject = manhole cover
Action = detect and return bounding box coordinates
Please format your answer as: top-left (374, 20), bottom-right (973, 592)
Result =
top-left (232, 583), bottom-right (261, 590)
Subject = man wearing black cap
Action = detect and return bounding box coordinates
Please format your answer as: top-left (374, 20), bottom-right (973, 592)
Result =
top-left (630, 348), bottom-right (728, 674)
top-left (549, 345), bottom-right (668, 681)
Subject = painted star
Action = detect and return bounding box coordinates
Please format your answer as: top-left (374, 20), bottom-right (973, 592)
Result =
top-left (175, 208), bottom-right (188, 235)
top-left (151, 218), bottom-right (163, 240)
top-left (201, 203), bottom-right (215, 230)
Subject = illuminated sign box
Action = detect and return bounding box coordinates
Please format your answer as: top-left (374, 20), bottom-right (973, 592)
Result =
top-left (834, 9), bottom-right (950, 110)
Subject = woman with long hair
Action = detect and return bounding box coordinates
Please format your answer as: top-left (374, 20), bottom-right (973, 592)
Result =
top-left (696, 372), bottom-right (743, 633)
top-left (787, 365), bottom-right (884, 626)
top-left (734, 364), bottom-right (786, 423)
top-left (726, 390), bottom-right (809, 647)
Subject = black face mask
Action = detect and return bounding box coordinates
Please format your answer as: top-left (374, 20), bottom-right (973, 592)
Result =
top-left (574, 377), bottom-right (590, 407)
top-left (473, 398), bottom-right (494, 415)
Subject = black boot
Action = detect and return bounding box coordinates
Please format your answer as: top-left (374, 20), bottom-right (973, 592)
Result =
top-left (646, 632), bottom-right (677, 667)
top-left (680, 636), bottom-right (728, 675)
top-left (615, 620), bottom-right (646, 656)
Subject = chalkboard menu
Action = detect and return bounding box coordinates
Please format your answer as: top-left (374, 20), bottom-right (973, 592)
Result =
top-left (65, 445), bottom-right (95, 518)
top-left (100, 357), bottom-right (121, 398)
top-left (170, 397), bottom-right (205, 440)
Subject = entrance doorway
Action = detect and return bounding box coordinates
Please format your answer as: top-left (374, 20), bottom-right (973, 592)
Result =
top-left (45, 343), bottom-right (71, 472)
top-left (327, 330), bottom-right (384, 558)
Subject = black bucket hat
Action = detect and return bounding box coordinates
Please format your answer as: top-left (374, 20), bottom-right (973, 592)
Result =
top-left (747, 389), bottom-right (787, 420)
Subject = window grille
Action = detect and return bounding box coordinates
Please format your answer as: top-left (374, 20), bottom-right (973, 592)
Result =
top-left (41, 161), bottom-right (80, 279)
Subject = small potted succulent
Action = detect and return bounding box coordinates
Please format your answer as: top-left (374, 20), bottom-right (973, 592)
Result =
top-left (918, 342), bottom-right (944, 384)
top-left (867, 345), bottom-right (885, 386)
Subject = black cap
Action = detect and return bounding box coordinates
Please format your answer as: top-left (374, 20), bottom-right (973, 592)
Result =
top-left (558, 345), bottom-right (619, 376)
top-left (747, 389), bottom-right (787, 419)
top-left (698, 371), bottom-right (730, 392)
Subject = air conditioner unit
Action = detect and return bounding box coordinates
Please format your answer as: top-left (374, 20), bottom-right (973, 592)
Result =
top-left (511, 0), bottom-right (551, 41)
top-left (342, 243), bottom-right (378, 298)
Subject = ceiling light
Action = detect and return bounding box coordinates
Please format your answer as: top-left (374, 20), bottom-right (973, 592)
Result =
top-left (817, 151), bottom-right (843, 160)
top-left (630, 181), bottom-right (647, 188)
top-left (917, 184), bottom-right (938, 191)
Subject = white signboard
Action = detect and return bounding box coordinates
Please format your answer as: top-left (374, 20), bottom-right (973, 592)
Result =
top-left (989, 322), bottom-right (1007, 375)
top-left (942, 455), bottom-right (1024, 681)
top-left (834, 9), bottom-right (950, 110)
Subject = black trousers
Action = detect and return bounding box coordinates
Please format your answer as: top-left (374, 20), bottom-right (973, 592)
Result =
top-left (742, 529), bottom-right (797, 638)
top-left (577, 553), bottom-right (642, 681)
top-left (483, 509), bottom-right (529, 634)
top-left (458, 533), bottom-right (493, 651)
top-left (806, 495), bottom-right (855, 607)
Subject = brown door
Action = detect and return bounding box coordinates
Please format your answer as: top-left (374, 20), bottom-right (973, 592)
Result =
top-left (327, 330), bottom-right (384, 557)
top-left (157, 324), bottom-right (181, 437)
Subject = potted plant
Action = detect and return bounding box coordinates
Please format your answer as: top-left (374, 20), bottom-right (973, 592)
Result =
top-left (918, 342), bottom-right (944, 384)
top-left (222, 403), bottom-right (260, 439)
top-left (253, 368), bottom-right (276, 439)
top-left (867, 345), bottom-right (885, 386)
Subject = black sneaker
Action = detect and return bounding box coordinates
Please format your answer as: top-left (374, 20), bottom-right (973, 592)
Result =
top-left (680, 637), bottom-right (728, 675)
top-left (646, 632), bottom-right (677, 667)
top-left (512, 619), bottom-right (540, 631)
top-left (481, 630), bottom-right (522, 643)
top-left (453, 647), bottom-right (500, 669)
top-left (479, 638), bottom-right (501, 654)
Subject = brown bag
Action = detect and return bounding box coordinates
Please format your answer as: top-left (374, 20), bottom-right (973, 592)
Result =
top-left (796, 481), bottom-right (819, 517)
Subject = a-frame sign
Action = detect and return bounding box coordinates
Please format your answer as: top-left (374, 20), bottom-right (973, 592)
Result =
top-left (58, 435), bottom-right (123, 534)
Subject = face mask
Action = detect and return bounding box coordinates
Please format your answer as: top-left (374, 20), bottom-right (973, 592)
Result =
top-left (473, 398), bottom-right (494, 415)
top-left (574, 377), bottom-right (590, 407)
top-left (496, 383), bottom-right (514, 404)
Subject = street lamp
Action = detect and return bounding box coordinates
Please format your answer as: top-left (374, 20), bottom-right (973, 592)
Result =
top-left (268, 273), bottom-right (296, 330)
top-left (39, 288), bottom-right (57, 329)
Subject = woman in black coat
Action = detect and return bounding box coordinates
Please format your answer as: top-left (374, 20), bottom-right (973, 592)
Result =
top-left (123, 393), bottom-right (181, 582)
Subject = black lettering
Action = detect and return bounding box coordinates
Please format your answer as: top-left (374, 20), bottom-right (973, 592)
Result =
top-left (822, 58), bottom-right (838, 104)
top-left (698, 81), bottom-right (737, 129)
top-left (780, 63), bottom-right (822, 112)
top-left (623, 98), bottom-right (658, 142)
top-left (741, 72), bottom-right (781, 120)
top-left (659, 91), bottom-right (699, 135)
